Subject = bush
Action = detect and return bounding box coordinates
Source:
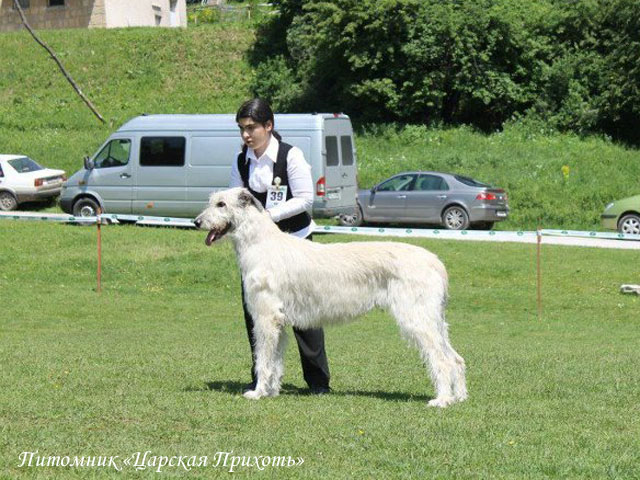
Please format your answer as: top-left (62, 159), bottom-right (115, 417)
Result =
top-left (187, 6), bottom-right (221, 25)
top-left (250, 0), bottom-right (640, 144)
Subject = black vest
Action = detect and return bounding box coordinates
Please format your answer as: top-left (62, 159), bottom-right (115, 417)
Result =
top-left (237, 142), bottom-right (312, 234)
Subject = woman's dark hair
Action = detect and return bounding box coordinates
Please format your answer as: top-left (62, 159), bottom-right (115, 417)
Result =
top-left (236, 98), bottom-right (282, 141)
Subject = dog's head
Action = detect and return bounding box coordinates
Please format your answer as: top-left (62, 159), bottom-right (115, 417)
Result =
top-left (194, 187), bottom-right (264, 246)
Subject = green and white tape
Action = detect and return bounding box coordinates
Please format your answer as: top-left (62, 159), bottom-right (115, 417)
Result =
top-left (0, 211), bottom-right (195, 227)
top-left (2, 211), bottom-right (639, 243)
top-left (540, 228), bottom-right (640, 241)
top-left (316, 225), bottom-right (538, 239)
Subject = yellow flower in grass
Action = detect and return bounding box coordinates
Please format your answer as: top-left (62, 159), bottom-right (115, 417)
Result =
top-left (561, 165), bottom-right (570, 181)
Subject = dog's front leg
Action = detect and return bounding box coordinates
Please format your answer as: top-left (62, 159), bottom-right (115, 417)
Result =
top-left (244, 315), bottom-right (284, 400)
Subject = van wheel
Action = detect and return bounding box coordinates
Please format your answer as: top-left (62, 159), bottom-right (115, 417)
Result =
top-left (73, 198), bottom-right (100, 217)
top-left (339, 205), bottom-right (363, 227)
top-left (0, 191), bottom-right (18, 211)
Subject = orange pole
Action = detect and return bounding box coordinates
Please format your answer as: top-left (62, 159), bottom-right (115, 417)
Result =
top-left (97, 207), bottom-right (102, 293)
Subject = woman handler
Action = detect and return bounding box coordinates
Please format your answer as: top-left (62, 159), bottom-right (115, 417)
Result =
top-left (228, 98), bottom-right (331, 395)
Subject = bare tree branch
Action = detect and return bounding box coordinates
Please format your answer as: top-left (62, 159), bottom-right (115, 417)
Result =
top-left (13, 0), bottom-right (105, 124)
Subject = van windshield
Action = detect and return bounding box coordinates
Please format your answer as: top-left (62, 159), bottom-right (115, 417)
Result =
top-left (94, 139), bottom-right (131, 169)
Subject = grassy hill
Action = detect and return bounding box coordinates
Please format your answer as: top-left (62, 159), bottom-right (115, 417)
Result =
top-left (1, 24), bottom-right (639, 230)
top-left (0, 24), bottom-right (254, 172)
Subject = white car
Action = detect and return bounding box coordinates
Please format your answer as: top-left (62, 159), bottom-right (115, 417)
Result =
top-left (0, 155), bottom-right (66, 211)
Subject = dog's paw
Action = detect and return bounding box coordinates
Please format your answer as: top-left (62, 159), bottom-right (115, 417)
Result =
top-left (454, 392), bottom-right (468, 403)
top-left (428, 396), bottom-right (455, 408)
top-left (243, 390), bottom-right (263, 400)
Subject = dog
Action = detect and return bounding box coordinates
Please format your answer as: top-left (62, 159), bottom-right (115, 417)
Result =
top-left (195, 188), bottom-right (467, 407)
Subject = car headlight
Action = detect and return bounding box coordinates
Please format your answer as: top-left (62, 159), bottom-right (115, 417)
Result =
top-left (605, 202), bottom-right (614, 210)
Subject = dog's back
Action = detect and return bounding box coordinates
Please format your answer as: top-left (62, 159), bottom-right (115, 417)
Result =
top-left (266, 239), bottom-right (448, 327)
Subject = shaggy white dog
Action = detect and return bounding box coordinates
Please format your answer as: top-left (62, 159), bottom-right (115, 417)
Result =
top-left (195, 188), bottom-right (467, 407)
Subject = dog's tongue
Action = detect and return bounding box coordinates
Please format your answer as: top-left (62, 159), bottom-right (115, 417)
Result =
top-left (205, 230), bottom-right (217, 246)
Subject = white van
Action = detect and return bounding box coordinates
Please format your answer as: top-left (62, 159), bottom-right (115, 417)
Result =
top-left (60, 114), bottom-right (358, 219)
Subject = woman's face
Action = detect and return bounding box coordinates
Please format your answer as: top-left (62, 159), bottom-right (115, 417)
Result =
top-left (237, 117), bottom-right (273, 153)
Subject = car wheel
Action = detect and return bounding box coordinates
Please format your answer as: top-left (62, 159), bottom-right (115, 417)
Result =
top-left (618, 213), bottom-right (640, 235)
top-left (73, 198), bottom-right (100, 217)
top-left (442, 206), bottom-right (470, 230)
top-left (0, 191), bottom-right (18, 211)
top-left (338, 205), bottom-right (363, 227)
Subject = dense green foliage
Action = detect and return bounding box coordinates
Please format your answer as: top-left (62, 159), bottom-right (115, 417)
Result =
top-left (2, 221), bottom-right (640, 478)
top-left (252, 0), bottom-right (640, 143)
top-left (1, 25), bottom-right (638, 230)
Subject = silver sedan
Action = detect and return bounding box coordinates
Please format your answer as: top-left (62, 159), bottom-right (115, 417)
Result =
top-left (340, 171), bottom-right (509, 230)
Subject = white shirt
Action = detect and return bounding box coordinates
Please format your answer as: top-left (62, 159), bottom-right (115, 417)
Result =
top-left (229, 135), bottom-right (316, 238)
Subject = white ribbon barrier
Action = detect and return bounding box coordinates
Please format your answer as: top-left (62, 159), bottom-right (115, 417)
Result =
top-left (314, 225), bottom-right (640, 250)
top-left (0, 211), bottom-right (102, 224)
top-left (2, 211), bottom-right (639, 243)
top-left (540, 228), bottom-right (640, 241)
top-left (316, 225), bottom-right (640, 242)
top-left (315, 224), bottom-right (538, 240)
top-left (0, 211), bottom-right (195, 227)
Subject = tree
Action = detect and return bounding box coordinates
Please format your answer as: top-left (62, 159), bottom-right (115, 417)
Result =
top-left (12, 0), bottom-right (105, 123)
top-left (251, 0), bottom-right (640, 142)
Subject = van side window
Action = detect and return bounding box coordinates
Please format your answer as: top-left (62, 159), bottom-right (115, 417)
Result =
top-left (325, 136), bottom-right (339, 167)
top-left (140, 137), bottom-right (186, 167)
top-left (94, 139), bottom-right (131, 169)
top-left (340, 136), bottom-right (354, 166)
top-left (0, 165), bottom-right (4, 177)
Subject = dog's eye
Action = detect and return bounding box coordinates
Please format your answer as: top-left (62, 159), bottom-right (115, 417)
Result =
top-left (216, 201), bottom-right (226, 208)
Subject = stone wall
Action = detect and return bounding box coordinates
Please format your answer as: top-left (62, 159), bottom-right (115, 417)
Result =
top-left (0, 0), bottom-right (106, 31)
top-left (0, 0), bottom-right (186, 31)
top-left (104, 0), bottom-right (186, 28)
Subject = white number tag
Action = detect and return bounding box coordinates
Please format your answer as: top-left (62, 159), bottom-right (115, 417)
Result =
top-left (266, 185), bottom-right (287, 209)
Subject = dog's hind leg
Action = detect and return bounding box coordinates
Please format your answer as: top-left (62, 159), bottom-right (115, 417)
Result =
top-left (390, 290), bottom-right (466, 408)
top-left (411, 328), bottom-right (460, 407)
top-left (449, 343), bottom-right (467, 403)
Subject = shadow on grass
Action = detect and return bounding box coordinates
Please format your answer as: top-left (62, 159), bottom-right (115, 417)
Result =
top-left (15, 200), bottom-right (59, 212)
top-left (185, 380), bottom-right (432, 403)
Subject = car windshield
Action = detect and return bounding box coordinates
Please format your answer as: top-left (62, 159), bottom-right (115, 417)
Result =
top-left (454, 175), bottom-right (491, 188)
top-left (8, 157), bottom-right (44, 173)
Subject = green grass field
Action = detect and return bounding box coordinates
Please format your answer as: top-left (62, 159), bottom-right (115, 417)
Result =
top-left (1, 220), bottom-right (639, 478)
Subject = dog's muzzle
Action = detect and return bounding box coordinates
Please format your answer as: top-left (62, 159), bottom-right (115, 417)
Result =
top-left (200, 224), bottom-right (230, 246)
top-left (194, 215), bottom-right (232, 246)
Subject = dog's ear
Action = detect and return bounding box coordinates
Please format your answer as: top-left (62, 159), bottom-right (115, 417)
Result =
top-left (238, 189), bottom-right (264, 211)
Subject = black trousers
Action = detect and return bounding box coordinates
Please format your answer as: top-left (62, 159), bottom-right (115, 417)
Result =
top-left (240, 235), bottom-right (330, 389)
